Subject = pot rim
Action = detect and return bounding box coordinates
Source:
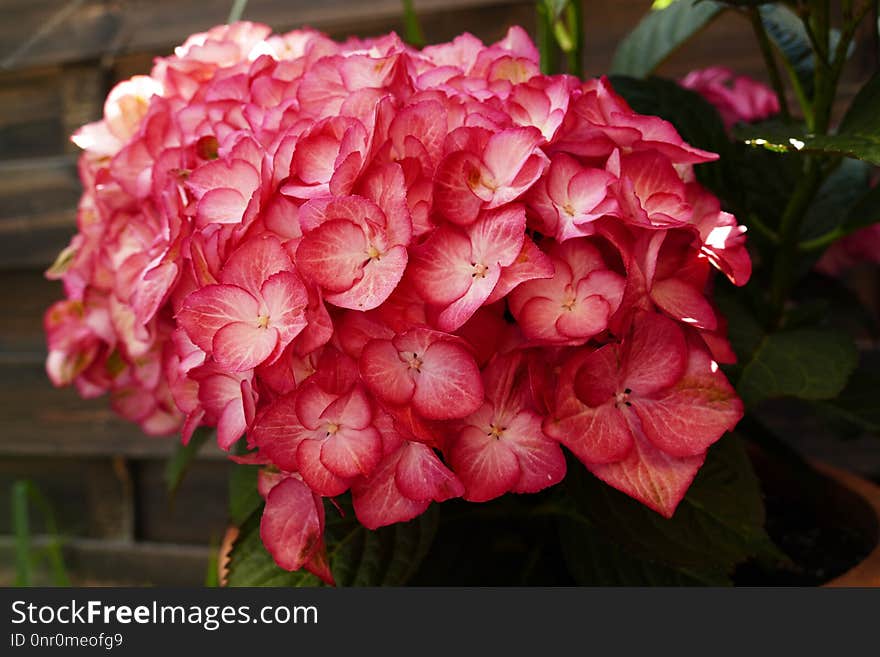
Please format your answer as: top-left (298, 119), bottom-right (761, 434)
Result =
top-left (818, 463), bottom-right (880, 587)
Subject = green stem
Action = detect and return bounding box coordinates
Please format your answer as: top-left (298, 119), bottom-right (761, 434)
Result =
top-left (564, 0), bottom-right (584, 78)
top-left (227, 0), bottom-right (248, 24)
top-left (401, 0), bottom-right (426, 49)
top-left (748, 8), bottom-right (791, 121)
top-left (12, 481), bottom-right (31, 587)
top-left (536, 3), bottom-right (560, 75)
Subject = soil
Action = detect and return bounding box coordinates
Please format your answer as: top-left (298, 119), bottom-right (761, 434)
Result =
top-left (735, 450), bottom-right (878, 585)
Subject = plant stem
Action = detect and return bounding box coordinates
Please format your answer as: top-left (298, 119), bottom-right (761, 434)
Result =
top-left (401, 0), bottom-right (426, 49)
top-left (227, 0), bottom-right (248, 24)
top-left (536, 3), bottom-right (560, 75)
top-left (749, 8), bottom-right (791, 121)
top-left (12, 481), bottom-right (32, 586)
top-left (564, 0), bottom-right (584, 78)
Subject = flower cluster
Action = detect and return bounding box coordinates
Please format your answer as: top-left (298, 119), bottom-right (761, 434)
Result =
top-left (46, 22), bottom-right (750, 581)
top-left (679, 66), bottom-right (780, 130)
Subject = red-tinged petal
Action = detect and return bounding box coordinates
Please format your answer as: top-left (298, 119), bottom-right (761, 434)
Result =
top-left (517, 296), bottom-right (567, 343)
top-left (433, 150), bottom-right (485, 225)
top-left (468, 205), bottom-right (526, 267)
top-left (449, 426), bottom-right (521, 502)
top-left (504, 412), bottom-right (567, 494)
top-left (196, 188), bottom-right (247, 226)
top-left (320, 385), bottom-right (373, 430)
top-left (545, 403), bottom-right (634, 465)
top-left (250, 393), bottom-right (311, 472)
top-left (295, 219), bottom-right (367, 292)
top-left (482, 127), bottom-right (544, 186)
top-left (260, 477), bottom-right (324, 571)
top-left (631, 346), bottom-right (743, 457)
top-left (414, 341), bottom-right (483, 420)
top-left (573, 344), bottom-right (621, 407)
top-left (178, 284), bottom-right (258, 353)
top-left (485, 236), bottom-right (554, 304)
top-left (186, 159), bottom-right (259, 199)
top-left (217, 398), bottom-right (246, 450)
top-left (221, 236), bottom-right (293, 298)
top-left (651, 277), bottom-right (717, 331)
top-left (320, 426), bottom-right (382, 478)
top-left (324, 245), bottom-right (408, 311)
top-left (304, 544), bottom-right (335, 586)
top-left (352, 450), bottom-right (431, 530)
top-left (296, 438), bottom-right (353, 496)
top-left (213, 322), bottom-right (278, 372)
top-left (622, 312), bottom-right (687, 396)
top-left (555, 295), bottom-right (611, 340)
top-left (395, 442), bottom-right (464, 502)
top-left (410, 227), bottom-right (473, 306)
top-left (432, 268), bottom-right (500, 332)
top-left (587, 425), bottom-right (705, 518)
top-left (294, 382), bottom-right (338, 430)
top-left (359, 339), bottom-right (416, 406)
top-left (260, 271), bottom-right (308, 343)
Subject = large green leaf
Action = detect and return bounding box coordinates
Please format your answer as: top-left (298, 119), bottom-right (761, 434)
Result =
top-left (558, 435), bottom-right (781, 585)
top-left (736, 73), bottom-right (880, 165)
top-left (800, 158), bottom-right (871, 241)
top-left (226, 496), bottom-right (439, 587)
top-left (227, 464), bottom-right (262, 526)
top-left (610, 1), bottom-right (724, 78)
top-left (815, 350), bottom-right (880, 434)
top-left (737, 329), bottom-right (858, 407)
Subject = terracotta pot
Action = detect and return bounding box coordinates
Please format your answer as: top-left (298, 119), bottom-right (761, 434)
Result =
top-left (819, 463), bottom-right (880, 587)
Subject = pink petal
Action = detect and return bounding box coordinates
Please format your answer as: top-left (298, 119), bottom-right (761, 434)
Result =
top-left (485, 237), bottom-right (554, 304)
top-left (468, 205), bottom-right (526, 267)
top-left (213, 322), bottom-right (278, 371)
top-left (433, 150), bottom-right (485, 225)
top-left (178, 284), bottom-right (258, 353)
top-left (504, 412), bottom-right (567, 494)
top-left (260, 477), bottom-right (324, 571)
top-left (449, 426), bottom-right (521, 502)
top-left (555, 295), bottom-right (611, 340)
top-left (324, 245), bottom-right (408, 311)
top-left (359, 339), bottom-right (416, 406)
top-left (221, 236), bottom-right (294, 298)
top-left (196, 188), bottom-right (248, 226)
top-left (295, 219), bottom-right (367, 293)
top-left (622, 312), bottom-right (688, 396)
top-left (650, 277), bottom-right (717, 331)
top-left (587, 425), bottom-right (705, 518)
top-left (482, 127), bottom-right (544, 187)
top-left (545, 403), bottom-right (634, 465)
top-left (631, 345), bottom-right (742, 457)
top-left (320, 426), bottom-right (382, 478)
top-left (410, 226), bottom-right (473, 306)
top-left (296, 438), bottom-right (353, 497)
top-left (217, 398), bottom-right (247, 450)
top-left (395, 442), bottom-right (464, 502)
top-left (352, 450), bottom-right (431, 530)
top-left (260, 271), bottom-right (309, 344)
top-left (432, 268), bottom-right (500, 332)
top-left (414, 340), bottom-right (484, 420)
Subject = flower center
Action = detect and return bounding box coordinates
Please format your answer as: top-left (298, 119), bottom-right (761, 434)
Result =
top-left (561, 285), bottom-right (576, 310)
top-left (471, 262), bottom-right (489, 278)
top-left (325, 422), bottom-right (340, 436)
top-left (614, 388), bottom-right (633, 408)
top-left (366, 244), bottom-right (382, 261)
top-left (488, 423), bottom-right (506, 439)
top-left (563, 202), bottom-right (576, 217)
top-left (406, 352), bottom-right (423, 371)
top-left (256, 314), bottom-right (270, 329)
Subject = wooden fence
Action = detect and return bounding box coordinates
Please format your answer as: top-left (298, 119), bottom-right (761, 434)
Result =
top-left (0, 0), bottom-right (875, 585)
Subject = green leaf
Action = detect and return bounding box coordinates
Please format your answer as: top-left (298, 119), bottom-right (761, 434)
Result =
top-left (800, 158), bottom-right (871, 241)
top-left (12, 481), bottom-right (31, 586)
top-left (838, 71), bottom-right (880, 135)
top-left (164, 427), bottom-right (212, 498)
top-left (227, 464), bottom-right (262, 526)
top-left (736, 121), bottom-right (880, 166)
top-left (559, 435), bottom-right (781, 585)
top-left (226, 496), bottom-right (439, 586)
top-left (815, 350), bottom-right (880, 433)
top-left (737, 329), bottom-right (858, 407)
top-left (610, 1), bottom-right (724, 78)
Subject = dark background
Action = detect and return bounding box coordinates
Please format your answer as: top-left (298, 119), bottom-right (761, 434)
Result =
top-left (0, 0), bottom-right (877, 585)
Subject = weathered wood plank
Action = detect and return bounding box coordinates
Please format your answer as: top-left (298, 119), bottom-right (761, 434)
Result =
top-left (0, 360), bottom-right (229, 459)
top-left (0, 456), bottom-right (133, 539)
top-left (0, 537), bottom-right (212, 586)
top-left (0, 0), bottom-right (532, 71)
top-left (134, 460), bottom-right (232, 544)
